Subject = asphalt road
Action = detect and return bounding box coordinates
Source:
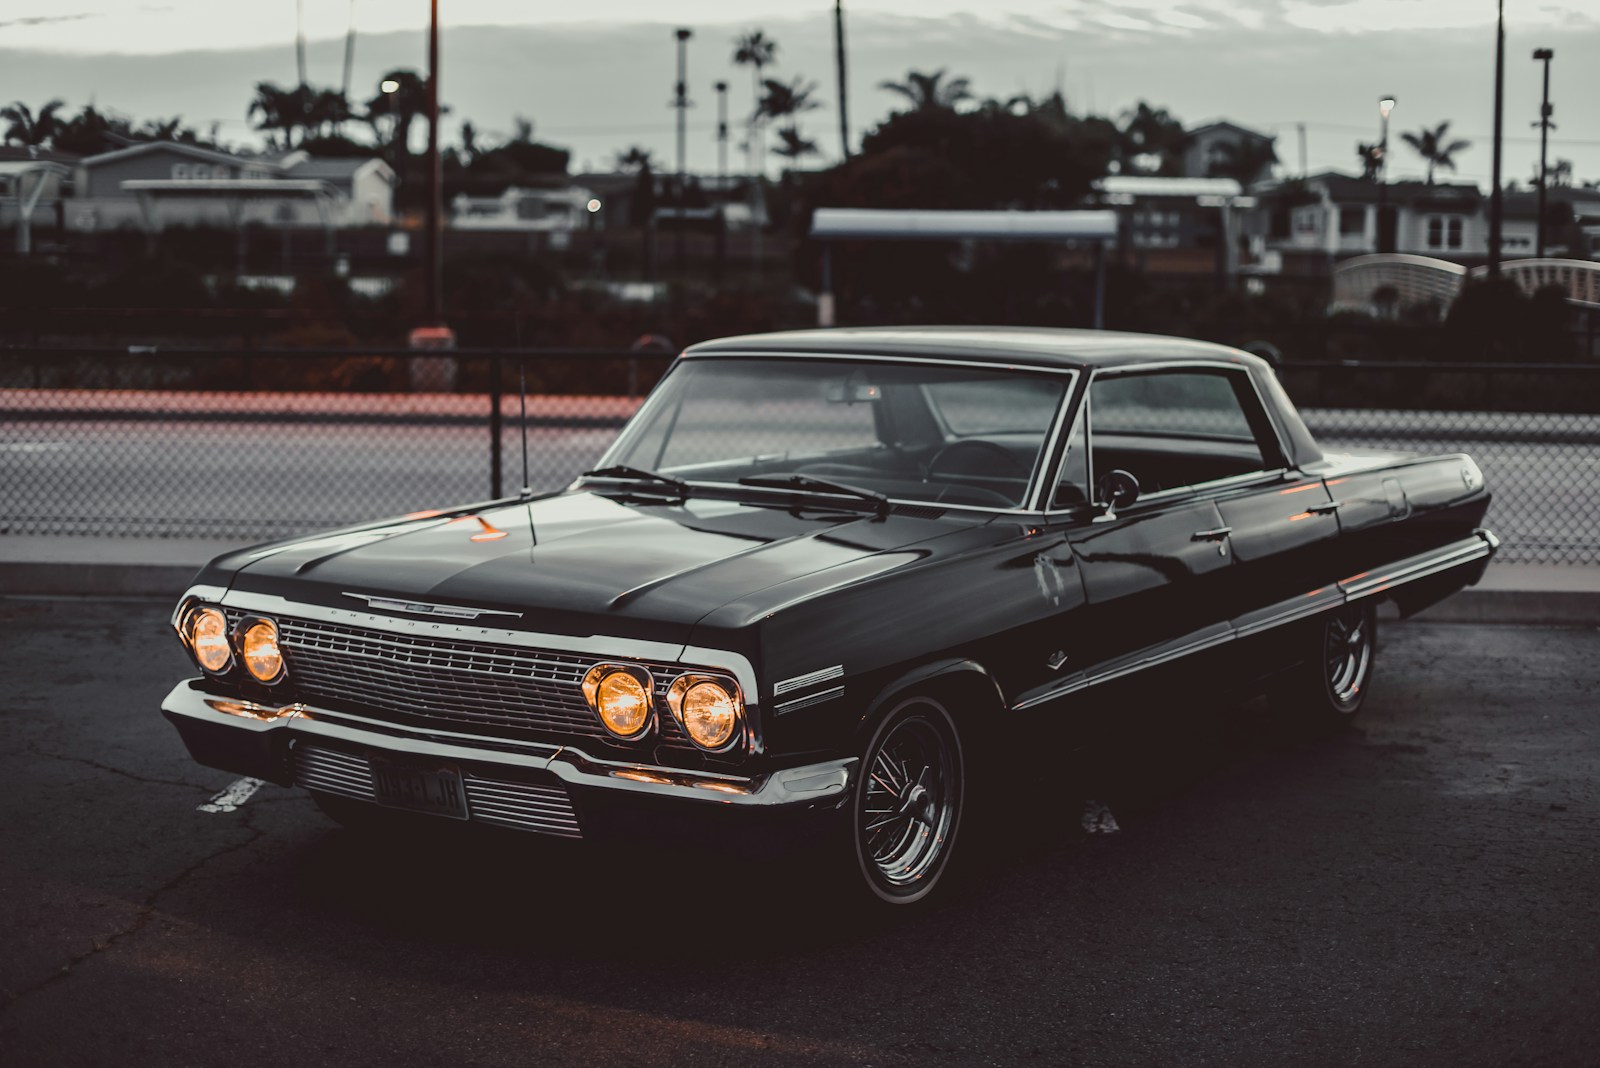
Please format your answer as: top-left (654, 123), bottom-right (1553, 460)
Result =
top-left (1, 600), bottom-right (1596, 1067)
top-left (3, 408), bottom-right (1597, 564)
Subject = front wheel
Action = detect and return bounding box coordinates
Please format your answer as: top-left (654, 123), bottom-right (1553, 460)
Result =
top-left (851, 697), bottom-right (965, 905)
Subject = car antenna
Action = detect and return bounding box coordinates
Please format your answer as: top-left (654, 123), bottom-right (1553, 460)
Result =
top-left (518, 358), bottom-right (531, 498)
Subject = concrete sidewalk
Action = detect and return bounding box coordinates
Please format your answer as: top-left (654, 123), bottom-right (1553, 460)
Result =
top-left (3, 533), bottom-right (1597, 624)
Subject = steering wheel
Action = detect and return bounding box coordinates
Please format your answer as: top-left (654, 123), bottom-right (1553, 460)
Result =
top-left (926, 440), bottom-right (1029, 481)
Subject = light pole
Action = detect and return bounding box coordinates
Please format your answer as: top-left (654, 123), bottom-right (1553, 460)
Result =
top-left (1377, 95), bottom-right (1395, 253)
top-left (1533, 48), bottom-right (1555, 259)
top-left (673, 28), bottom-right (692, 278)
top-left (1488, 0), bottom-right (1505, 279)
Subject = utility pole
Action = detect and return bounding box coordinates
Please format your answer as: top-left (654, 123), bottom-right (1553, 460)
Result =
top-left (296, 0), bottom-right (307, 85)
top-left (715, 80), bottom-right (728, 282)
top-left (834, 0), bottom-right (851, 159)
top-left (1488, 0), bottom-right (1505, 279)
top-left (423, 0), bottom-right (447, 336)
top-left (1533, 48), bottom-right (1555, 259)
top-left (341, 0), bottom-right (356, 98)
top-left (1297, 122), bottom-right (1307, 178)
top-left (673, 28), bottom-right (692, 278)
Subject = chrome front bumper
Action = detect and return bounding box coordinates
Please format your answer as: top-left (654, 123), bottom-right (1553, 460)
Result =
top-left (161, 680), bottom-right (856, 834)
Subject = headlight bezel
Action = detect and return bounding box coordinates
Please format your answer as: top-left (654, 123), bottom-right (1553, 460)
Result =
top-left (581, 663), bottom-right (657, 741)
top-left (184, 605), bottom-right (234, 675)
top-left (237, 615), bottom-right (287, 685)
top-left (666, 673), bottom-right (745, 752)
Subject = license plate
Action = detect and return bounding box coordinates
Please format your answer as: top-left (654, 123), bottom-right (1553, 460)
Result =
top-left (370, 756), bottom-right (469, 820)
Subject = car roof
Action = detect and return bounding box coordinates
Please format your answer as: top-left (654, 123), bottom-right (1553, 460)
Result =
top-left (682, 326), bottom-right (1266, 372)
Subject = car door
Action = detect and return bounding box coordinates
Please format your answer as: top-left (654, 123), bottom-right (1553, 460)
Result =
top-left (1048, 370), bottom-right (1242, 682)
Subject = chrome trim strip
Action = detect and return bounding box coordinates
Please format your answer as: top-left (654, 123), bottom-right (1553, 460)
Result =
top-left (774, 664), bottom-right (845, 696)
top-left (678, 349), bottom-right (1085, 375)
top-left (1010, 532), bottom-right (1498, 712)
top-left (775, 685), bottom-right (845, 716)
top-left (340, 592), bottom-right (523, 621)
top-left (1340, 536), bottom-right (1493, 600)
top-left (163, 682), bottom-right (849, 808)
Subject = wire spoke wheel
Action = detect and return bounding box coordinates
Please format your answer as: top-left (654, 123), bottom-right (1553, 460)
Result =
top-left (853, 700), bottom-right (963, 903)
top-left (1324, 604), bottom-right (1373, 708)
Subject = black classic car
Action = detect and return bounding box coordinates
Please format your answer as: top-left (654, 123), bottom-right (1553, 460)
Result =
top-left (162, 327), bottom-right (1497, 904)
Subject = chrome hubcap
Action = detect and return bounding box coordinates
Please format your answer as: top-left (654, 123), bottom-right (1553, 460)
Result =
top-left (1326, 608), bottom-right (1372, 706)
top-left (861, 717), bottom-right (954, 888)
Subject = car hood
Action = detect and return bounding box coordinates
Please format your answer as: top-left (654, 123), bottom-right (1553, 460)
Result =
top-left (220, 491), bottom-right (987, 640)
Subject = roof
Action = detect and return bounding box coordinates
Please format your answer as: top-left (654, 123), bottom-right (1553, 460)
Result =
top-left (1186, 121), bottom-right (1274, 143)
top-left (1301, 171), bottom-right (1482, 206)
top-left (0, 146), bottom-right (80, 165)
top-left (284, 156), bottom-right (392, 181)
top-left (810, 209), bottom-right (1117, 242)
top-left (121, 178), bottom-right (335, 197)
top-left (683, 326), bottom-right (1263, 371)
top-left (1096, 176), bottom-right (1244, 199)
top-left (83, 140), bottom-right (274, 171)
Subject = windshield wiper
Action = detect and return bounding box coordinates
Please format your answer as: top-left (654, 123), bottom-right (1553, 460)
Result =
top-left (581, 464), bottom-right (691, 495)
top-left (736, 474), bottom-right (890, 517)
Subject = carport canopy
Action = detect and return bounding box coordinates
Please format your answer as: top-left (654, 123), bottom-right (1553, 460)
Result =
top-left (807, 208), bottom-right (1118, 326)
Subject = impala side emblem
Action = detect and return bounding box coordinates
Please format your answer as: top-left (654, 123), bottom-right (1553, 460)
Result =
top-left (342, 593), bottom-right (522, 620)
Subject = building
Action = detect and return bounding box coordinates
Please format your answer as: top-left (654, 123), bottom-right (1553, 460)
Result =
top-left (1093, 175), bottom-right (1258, 279)
top-left (65, 140), bottom-right (394, 233)
top-left (1256, 172), bottom-right (1485, 274)
top-left (1182, 120), bottom-right (1278, 185)
top-left (0, 147), bottom-right (79, 251)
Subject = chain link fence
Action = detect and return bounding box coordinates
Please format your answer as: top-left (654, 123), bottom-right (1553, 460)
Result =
top-left (3, 349), bottom-right (1597, 564)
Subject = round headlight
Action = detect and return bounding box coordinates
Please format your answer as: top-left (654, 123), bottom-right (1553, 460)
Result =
top-left (582, 665), bottom-right (653, 740)
top-left (189, 607), bottom-right (232, 673)
top-left (668, 675), bottom-right (742, 751)
top-left (241, 619), bottom-right (285, 683)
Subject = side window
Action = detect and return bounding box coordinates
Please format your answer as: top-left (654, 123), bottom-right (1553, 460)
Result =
top-left (1088, 370), bottom-right (1274, 496)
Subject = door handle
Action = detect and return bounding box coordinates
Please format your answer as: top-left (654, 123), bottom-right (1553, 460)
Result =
top-left (1307, 501), bottom-right (1342, 515)
top-left (1190, 527), bottom-right (1233, 541)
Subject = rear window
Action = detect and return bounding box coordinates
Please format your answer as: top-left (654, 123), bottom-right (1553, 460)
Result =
top-left (1091, 371), bottom-right (1257, 441)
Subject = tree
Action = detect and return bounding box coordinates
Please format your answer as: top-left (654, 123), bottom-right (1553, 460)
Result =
top-left (363, 70), bottom-right (428, 163)
top-left (733, 30), bottom-right (778, 180)
top-left (248, 81), bottom-right (318, 149)
top-left (773, 126), bottom-right (819, 161)
top-left (1356, 141), bottom-right (1382, 182)
top-left (615, 145), bottom-right (655, 173)
top-left (878, 69), bottom-right (972, 113)
top-left (757, 77), bottom-right (820, 126)
top-left (1400, 121), bottom-right (1471, 184)
top-left (1118, 101), bottom-right (1187, 176)
top-left (52, 105), bottom-right (133, 156)
top-left (1, 99), bottom-right (65, 148)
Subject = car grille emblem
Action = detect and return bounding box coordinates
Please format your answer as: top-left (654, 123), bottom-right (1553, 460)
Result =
top-left (342, 593), bottom-right (522, 620)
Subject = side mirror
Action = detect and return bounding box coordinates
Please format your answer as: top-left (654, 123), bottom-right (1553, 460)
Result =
top-left (1092, 469), bottom-right (1140, 520)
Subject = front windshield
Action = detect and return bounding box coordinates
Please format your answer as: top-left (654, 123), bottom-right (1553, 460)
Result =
top-left (597, 357), bottom-right (1071, 508)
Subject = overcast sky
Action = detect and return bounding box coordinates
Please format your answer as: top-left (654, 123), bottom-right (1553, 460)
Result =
top-left (2, 0), bottom-right (1597, 187)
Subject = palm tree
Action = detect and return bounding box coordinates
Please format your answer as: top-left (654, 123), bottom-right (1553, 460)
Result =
top-left (615, 145), bottom-right (655, 173)
top-left (772, 126), bottom-right (818, 161)
top-left (363, 70), bottom-right (428, 163)
top-left (734, 29), bottom-right (778, 183)
top-left (248, 81), bottom-right (318, 149)
top-left (1400, 121), bottom-right (1471, 184)
top-left (1, 99), bottom-right (66, 148)
top-left (307, 88), bottom-right (354, 138)
top-left (877, 69), bottom-right (972, 113)
top-left (756, 77), bottom-right (820, 126)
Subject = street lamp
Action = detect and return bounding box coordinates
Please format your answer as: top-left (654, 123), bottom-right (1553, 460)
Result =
top-left (1532, 48), bottom-right (1555, 259)
top-left (1377, 95), bottom-right (1396, 253)
top-left (715, 79), bottom-right (729, 282)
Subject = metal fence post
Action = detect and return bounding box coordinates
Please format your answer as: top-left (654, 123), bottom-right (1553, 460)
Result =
top-left (489, 354), bottom-right (504, 499)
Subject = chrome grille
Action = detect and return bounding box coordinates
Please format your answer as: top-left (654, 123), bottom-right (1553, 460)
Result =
top-left (291, 742), bottom-right (582, 839)
top-left (292, 742), bottom-right (373, 799)
top-left (272, 614), bottom-right (691, 748)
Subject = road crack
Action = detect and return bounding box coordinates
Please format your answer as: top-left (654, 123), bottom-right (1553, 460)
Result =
top-left (0, 809), bottom-right (264, 1016)
top-left (25, 743), bottom-right (215, 792)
